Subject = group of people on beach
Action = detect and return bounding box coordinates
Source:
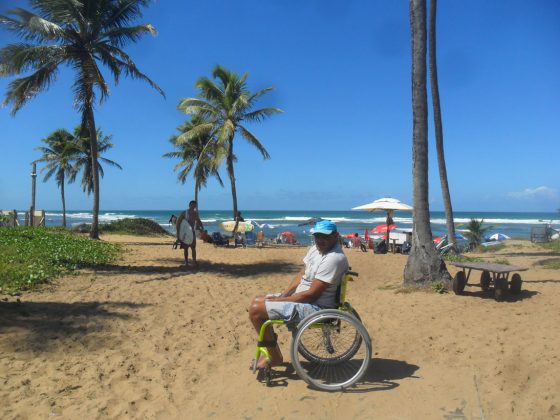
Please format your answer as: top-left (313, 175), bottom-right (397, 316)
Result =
top-left (174, 201), bottom-right (349, 371)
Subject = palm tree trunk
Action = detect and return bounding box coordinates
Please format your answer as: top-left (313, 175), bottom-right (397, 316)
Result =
top-left (226, 137), bottom-right (239, 232)
top-left (404, 0), bottom-right (451, 285)
top-left (429, 0), bottom-right (456, 252)
top-left (61, 174), bottom-right (66, 228)
top-left (83, 87), bottom-right (100, 240)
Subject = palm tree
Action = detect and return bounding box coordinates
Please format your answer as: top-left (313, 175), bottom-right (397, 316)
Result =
top-left (429, 0), bottom-right (457, 252)
top-left (163, 115), bottom-right (226, 204)
top-left (464, 219), bottom-right (490, 249)
top-left (33, 129), bottom-right (78, 227)
top-left (178, 65), bottom-right (282, 230)
top-left (0, 0), bottom-right (163, 239)
top-left (69, 127), bottom-right (122, 195)
top-left (404, 0), bottom-right (451, 285)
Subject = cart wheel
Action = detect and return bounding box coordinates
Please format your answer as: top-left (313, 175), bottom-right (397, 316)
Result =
top-left (480, 271), bottom-right (491, 291)
top-left (510, 273), bottom-right (522, 294)
top-left (452, 271), bottom-right (466, 295)
top-left (494, 278), bottom-right (508, 302)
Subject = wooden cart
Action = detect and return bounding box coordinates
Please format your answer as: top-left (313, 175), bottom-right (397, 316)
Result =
top-left (450, 262), bottom-right (528, 301)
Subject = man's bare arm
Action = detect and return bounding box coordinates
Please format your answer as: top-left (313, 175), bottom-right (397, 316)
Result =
top-left (270, 278), bottom-right (329, 303)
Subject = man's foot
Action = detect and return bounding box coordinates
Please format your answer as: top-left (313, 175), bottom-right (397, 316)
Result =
top-left (250, 353), bottom-right (283, 370)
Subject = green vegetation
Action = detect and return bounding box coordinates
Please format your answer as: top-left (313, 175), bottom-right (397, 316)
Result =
top-left (542, 259), bottom-right (560, 270)
top-left (0, 227), bottom-right (120, 293)
top-left (476, 243), bottom-right (506, 253)
top-left (443, 254), bottom-right (483, 263)
top-left (463, 219), bottom-right (491, 247)
top-left (431, 282), bottom-right (448, 294)
top-left (73, 218), bottom-right (171, 236)
top-left (492, 258), bottom-right (510, 265)
top-left (541, 241), bottom-right (560, 253)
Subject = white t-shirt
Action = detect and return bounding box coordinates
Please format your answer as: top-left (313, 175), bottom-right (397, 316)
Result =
top-left (295, 242), bottom-right (349, 308)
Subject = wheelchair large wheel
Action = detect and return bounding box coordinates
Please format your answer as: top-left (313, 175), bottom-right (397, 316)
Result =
top-left (297, 307), bottom-right (363, 363)
top-left (290, 309), bottom-right (372, 391)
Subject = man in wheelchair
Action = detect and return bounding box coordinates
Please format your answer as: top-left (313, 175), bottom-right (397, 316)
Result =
top-left (248, 220), bottom-right (349, 370)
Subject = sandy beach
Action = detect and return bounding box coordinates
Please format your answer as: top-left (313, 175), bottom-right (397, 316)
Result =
top-left (1, 236), bottom-right (559, 419)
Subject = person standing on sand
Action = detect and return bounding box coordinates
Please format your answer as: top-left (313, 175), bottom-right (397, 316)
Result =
top-left (176, 200), bottom-right (203, 268)
top-left (248, 220), bottom-right (349, 369)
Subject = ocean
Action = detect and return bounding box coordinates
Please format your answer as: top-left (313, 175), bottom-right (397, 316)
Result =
top-left (15, 209), bottom-right (560, 245)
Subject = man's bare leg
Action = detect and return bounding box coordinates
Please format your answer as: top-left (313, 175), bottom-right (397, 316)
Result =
top-left (249, 296), bottom-right (283, 369)
top-left (183, 248), bottom-right (189, 267)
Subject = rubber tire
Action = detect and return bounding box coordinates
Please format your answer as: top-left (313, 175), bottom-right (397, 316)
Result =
top-left (297, 308), bottom-right (363, 363)
top-left (480, 271), bottom-right (491, 291)
top-left (494, 278), bottom-right (508, 302)
top-left (510, 273), bottom-right (522, 294)
top-left (452, 271), bottom-right (466, 295)
top-left (290, 309), bottom-right (372, 391)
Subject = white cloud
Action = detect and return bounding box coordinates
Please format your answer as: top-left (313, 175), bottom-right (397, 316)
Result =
top-left (507, 186), bottom-right (558, 200)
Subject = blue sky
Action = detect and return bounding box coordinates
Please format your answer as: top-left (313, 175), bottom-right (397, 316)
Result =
top-left (0, 0), bottom-right (559, 212)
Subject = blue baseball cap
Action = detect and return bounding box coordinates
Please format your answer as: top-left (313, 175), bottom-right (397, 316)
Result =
top-left (310, 220), bottom-right (337, 235)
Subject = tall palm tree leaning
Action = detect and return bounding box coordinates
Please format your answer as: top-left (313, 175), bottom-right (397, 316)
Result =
top-left (178, 65), bottom-right (282, 231)
top-left (33, 129), bottom-right (78, 228)
top-left (0, 0), bottom-right (164, 239)
top-left (404, 0), bottom-right (451, 285)
top-left (429, 0), bottom-right (457, 252)
top-left (163, 115), bottom-right (226, 205)
top-left (69, 127), bottom-right (123, 195)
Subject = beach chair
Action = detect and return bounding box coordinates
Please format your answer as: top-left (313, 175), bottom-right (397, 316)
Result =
top-left (0, 210), bottom-right (19, 227)
top-left (245, 231), bottom-right (257, 247)
top-left (211, 232), bottom-right (229, 247)
top-left (530, 226), bottom-right (549, 243)
top-left (25, 210), bottom-right (46, 227)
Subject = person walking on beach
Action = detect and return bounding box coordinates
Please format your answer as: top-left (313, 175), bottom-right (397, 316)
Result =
top-left (248, 220), bottom-right (349, 369)
top-left (176, 200), bottom-right (203, 268)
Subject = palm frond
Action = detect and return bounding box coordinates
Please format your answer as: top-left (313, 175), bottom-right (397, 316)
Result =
top-left (244, 107), bottom-right (283, 123)
top-left (3, 63), bottom-right (59, 114)
top-left (0, 8), bottom-right (65, 42)
top-left (238, 126), bottom-right (270, 160)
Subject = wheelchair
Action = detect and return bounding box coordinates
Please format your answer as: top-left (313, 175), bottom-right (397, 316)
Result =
top-left (252, 270), bottom-right (372, 391)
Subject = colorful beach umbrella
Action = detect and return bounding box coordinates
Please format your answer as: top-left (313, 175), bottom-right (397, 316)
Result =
top-left (488, 233), bottom-right (510, 241)
top-left (371, 224), bottom-right (397, 234)
top-left (352, 197), bottom-right (413, 234)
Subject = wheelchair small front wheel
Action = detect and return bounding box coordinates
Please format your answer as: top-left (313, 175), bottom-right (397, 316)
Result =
top-left (290, 309), bottom-right (372, 391)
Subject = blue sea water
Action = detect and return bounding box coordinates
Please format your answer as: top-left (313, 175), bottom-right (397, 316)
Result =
top-left (16, 209), bottom-right (560, 245)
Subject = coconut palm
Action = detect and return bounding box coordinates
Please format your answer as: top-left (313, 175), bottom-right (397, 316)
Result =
top-left (429, 0), bottom-right (457, 252)
top-left (163, 115), bottom-right (226, 204)
top-left (178, 65), bottom-right (282, 230)
top-left (464, 219), bottom-right (491, 248)
top-left (404, 0), bottom-right (451, 285)
top-left (69, 127), bottom-right (122, 195)
top-left (33, 129), bottom-right (79, 227)
top-left (0, 0), bottom-right (163, 239)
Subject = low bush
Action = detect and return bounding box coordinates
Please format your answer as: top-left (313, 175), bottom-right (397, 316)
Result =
top-left (73, 218), bottom-right (171, 236)
top-left (0, 227), bottom-right (120, 293)
top-left (443, 254), bottom-right (483, 263)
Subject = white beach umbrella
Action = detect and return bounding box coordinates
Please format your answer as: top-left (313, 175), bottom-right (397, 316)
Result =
top-left (352, 197), bottom-right (413, 239)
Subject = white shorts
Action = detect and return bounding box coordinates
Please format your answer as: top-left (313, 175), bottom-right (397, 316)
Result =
top-left (264, 294), bottom-right (322, 323)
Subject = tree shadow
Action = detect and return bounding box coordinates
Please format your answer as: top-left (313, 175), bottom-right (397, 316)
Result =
top-left (264, 358), bottom-right (419, 392)
top-left (94, 260), bottom-right (300, 280)
top-left (0, 300), bottom-right (149, 353)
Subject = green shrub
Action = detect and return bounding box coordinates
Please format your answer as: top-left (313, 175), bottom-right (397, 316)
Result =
top-left (476, 243), bottom-right (506, 253)
top-left (73, 218), bottom-right (171, 236)
top-left (443, 254), bottom-right (483, 263)
top-left (0, 227), bottom-right (120, 293)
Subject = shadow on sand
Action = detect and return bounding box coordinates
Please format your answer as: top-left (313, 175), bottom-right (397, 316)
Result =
top-left (459, 287), bottom-right (538, 302)
top-left (94, 260), bottom-right (300, 282)
top-left (0, 300), bottom-right (149, 353)
top-left (261, 358), bottom-right (419, 392)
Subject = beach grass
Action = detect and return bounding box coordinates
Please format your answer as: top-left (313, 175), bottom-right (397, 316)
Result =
top-left (443, 254), bottom-right (483, 263)
top-left (540, 241), bottom-right (560, 253)
top-left (0, 227), bottom-right (120, 293)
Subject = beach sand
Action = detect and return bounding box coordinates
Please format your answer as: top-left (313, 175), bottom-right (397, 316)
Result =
top-left (1, 236), bottom-right (559, 419)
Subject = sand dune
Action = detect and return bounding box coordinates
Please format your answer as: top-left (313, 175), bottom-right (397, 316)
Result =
top-left (1, 236), bottom-right (559, 419)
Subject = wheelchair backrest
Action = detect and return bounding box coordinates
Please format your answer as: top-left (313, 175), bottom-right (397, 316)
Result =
top-left (335, 270), bottom-right (358, 307)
